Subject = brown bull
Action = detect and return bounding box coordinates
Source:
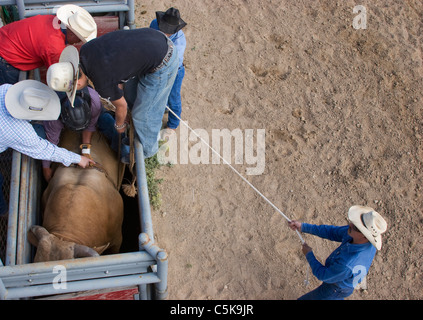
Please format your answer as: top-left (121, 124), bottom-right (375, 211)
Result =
top-left (28, 129), bottom-right (125, 262)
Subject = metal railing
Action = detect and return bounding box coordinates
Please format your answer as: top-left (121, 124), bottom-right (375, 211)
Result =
top-left (0, 140), bottom-right (168, 300)
top-left (0, 1), bottom-right (169, 300)
top-left (0, 0), bottom-right (135, 29)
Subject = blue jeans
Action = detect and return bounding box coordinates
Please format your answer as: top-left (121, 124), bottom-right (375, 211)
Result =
top-left (298, 282), bottom-right (354, 300)
top-left (97, 110), bottom-right (130, 163)
top-left (124, 44), bottom-right (179, 158)
top-left (0, 56), bottom-right (20, 85)
top-left (166, 65), bottom-right (185, 129)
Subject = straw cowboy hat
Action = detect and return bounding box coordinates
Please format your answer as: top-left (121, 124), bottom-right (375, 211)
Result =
top-left (56, 4), bottom-right (97, 43)
top-left (5, 80), bottom-right (60, 121)
top-left (156, 7), bottom-right (187, 34)
top-left (348, 205), bottom-right (388, 250)
top-left (47, 45), bottom-right (79, 106)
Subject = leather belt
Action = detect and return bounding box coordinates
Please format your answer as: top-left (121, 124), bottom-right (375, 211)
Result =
top-left (150, 39), bottom-right (174, 73)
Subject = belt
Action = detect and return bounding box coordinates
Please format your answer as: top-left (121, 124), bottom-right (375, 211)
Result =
top-left (150, 39), bottom-right (174, 73)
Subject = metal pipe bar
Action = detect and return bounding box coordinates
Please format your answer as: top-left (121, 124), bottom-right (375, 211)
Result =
top-left (0, 0), bottom-right (127, 6)
top-left (139, 233), bottom-right (168, 299)
top-left (155, 250), bottom-right (168, 299)
top-left (16, 155), bottom-right (30, 266)
top-left (0, 278), bottom-right (7, 300)
top-left (20, 5), bottom-right (130, 17)
top-left (0, 1), bottom-right (19, 5)
top-left (139, 233), bottom-right (162, 259)
top-left (26, 158), bottom-right (39, 264)
top-left (11, 0), bottom-right (135, 28)
top-left (4, 273), bottom-right (160, 300)
top-left (138, 284), bottom-right (148, 300)
top-left (0, 260), bottom-right (5, 299)
top-left (12, 0), bottom-right (128, 4)
top-left (134, 139), bottom-right (154, 242)
top-left (5, 151), bottom-right (22, 266)
top-left (0, 251), bottom-right (153, 277)
top-left (126, 0), bottom-right (135, 29)
top-left (18, 71), bottom-right (27, 82)
top-left (134, 141), bottom-right (158, 300)
top-left (15, 0), bottom-right (25, 20)
top-left (2, 261), bottom-right (151, 287)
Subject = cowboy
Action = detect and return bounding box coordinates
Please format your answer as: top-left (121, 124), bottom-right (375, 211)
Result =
top-left (0, 80), bottom-right (94, 216)
top-left (150, 7), bottom-right (187, 133)
top-left (47, 28), bottom-right (179, 159)
top-left (0, 4), bottom-right (96, 85)
top-left (42, 46), bottom-right (102, 182)
top-left (288, 205), bottom-right (388, 300)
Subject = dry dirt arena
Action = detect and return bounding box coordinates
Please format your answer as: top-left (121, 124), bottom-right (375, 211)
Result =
top-left (134, 0), bottom-right (422, 300)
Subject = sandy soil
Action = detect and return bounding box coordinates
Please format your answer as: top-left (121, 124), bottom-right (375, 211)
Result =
top-left (133, 0), bottom-right (423, 300)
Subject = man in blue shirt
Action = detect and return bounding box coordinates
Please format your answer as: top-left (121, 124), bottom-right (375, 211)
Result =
top-left (150, 7), bottom-right (187, 132)
top-left (288, 205), bottom-right (388, 300)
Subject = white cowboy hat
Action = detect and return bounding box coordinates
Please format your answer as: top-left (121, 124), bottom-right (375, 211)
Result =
top-left (56, 4), bottom-right (97, 43)
top-left (47, 45), bottom-right (79, 106)
top-left (5, 80), bottom-right (60, 121)
top-left (348, 205), bottom-right (388, 250)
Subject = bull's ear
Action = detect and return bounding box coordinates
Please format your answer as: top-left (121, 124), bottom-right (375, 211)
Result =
top-left (28, 225), bottom-right (50, 247)
top-left (93, 243), bottom-right (110, 255)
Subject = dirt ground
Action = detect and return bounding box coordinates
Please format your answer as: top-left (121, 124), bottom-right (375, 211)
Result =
top-left (133, 0), bottom-right (422, 300)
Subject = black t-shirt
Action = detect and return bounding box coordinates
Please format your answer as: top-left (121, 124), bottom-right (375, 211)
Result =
top-left (80, 28), bottom-right (168, 101)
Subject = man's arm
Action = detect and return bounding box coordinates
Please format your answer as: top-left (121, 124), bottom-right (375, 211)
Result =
top-left (111, 96), bottom-right (128, 133)
top-left (289, 220), bottom-right (352, 284)
top-left (41, 119), bottom-right (64, 170)
top-left (301, 223), bottom-right (346, 242)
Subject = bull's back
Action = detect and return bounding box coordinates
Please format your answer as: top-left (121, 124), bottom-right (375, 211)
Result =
top-left (41, 129), bottom-right (125, 251)
top-left (42, 169), bottom-right (123, 249)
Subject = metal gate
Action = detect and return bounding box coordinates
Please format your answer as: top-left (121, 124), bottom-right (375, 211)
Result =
top-left (0, 140), bottom-right (169, 300)
top-left (0, 0), bottom-right (135, 29)
top-left (0, 1), bottom-right (169, 300)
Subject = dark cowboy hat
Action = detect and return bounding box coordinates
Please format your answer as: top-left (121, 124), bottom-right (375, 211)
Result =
top-left (156, 7), bottom-right (187, 34)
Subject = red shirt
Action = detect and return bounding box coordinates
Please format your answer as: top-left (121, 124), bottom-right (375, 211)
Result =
top-left (0, 15), bottom-right (65, 71)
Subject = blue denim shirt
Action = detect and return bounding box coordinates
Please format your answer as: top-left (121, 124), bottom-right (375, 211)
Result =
top-left (150, 19), bottom-right (186, 68)
top-left (301, 223), bottom-right (376, 290)
top-left (0, 84), bottom-right (81, 166)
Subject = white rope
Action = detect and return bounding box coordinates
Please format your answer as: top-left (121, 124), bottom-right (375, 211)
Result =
top-left (164, 106), bottom-right (305, 245)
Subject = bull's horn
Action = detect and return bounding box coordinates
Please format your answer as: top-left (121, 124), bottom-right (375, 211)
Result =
top-left (74, 244), bottom-right (100, 258)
